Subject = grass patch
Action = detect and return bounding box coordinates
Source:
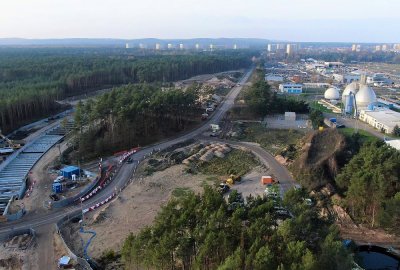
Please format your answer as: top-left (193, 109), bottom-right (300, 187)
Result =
top-left (338, 127), bottom-right (378, 144)
top-left (197, 149), bottom-right (258, 177)
top-left (172, 187), bottom-right (191, 198)
top-left (236, 123), bottom-right (306, 155)
top-left (215, 87), bottom-right (231, 96)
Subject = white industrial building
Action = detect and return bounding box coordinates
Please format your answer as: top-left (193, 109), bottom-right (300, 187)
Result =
top-left (386, 139), bottom-right (400, 151)
top-left (333, 73), bottom-right (361, 83)
top-left (359, 109), bottom-right (400, 134)
top-left (279, 84), bottom-right (303, 94)
top-left (285, 112), bottom-right (296, 121)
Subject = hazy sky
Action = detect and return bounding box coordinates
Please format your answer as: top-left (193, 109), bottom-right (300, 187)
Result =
top-left (1, 0), bottom-right (399, 42)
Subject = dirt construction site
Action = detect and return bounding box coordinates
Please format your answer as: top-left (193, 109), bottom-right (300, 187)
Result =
top-left (59, 142), bottom-right (269, 260)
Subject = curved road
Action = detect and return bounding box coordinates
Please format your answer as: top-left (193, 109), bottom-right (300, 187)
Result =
top-left (0, 67), bottom-right (294, 235)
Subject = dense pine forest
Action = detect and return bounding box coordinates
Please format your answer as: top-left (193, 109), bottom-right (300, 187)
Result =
top-left (74, 84), bottom-right (203, 159)
top-left (335, 140), bottom-right (400, 233)
top-left (121, 187), bottom-right (352, 270)
top-left (0, 48), bottom-right (253, 133)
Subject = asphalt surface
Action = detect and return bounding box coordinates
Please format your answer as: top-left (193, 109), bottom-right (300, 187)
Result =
top-left (0, 67), bottom-right (261, 235)
top-left (324, 112), bottom-right (386, 140)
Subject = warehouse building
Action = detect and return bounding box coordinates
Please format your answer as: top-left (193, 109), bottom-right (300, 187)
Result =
top-left (279, 84), bottom-right (303, 94)
top-left (359, 109), bottom-right (400, 134)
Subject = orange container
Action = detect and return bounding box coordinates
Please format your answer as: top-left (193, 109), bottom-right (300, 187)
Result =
top-left (261, 176), bottom-right (274, 185)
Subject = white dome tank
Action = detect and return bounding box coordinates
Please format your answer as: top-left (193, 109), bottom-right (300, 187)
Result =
top-left (324, 87), bottom-right (340, 100)
top-left (355, 84), bottom-right (377, 108)
top-left (341, 82), bottom-right (358, 103)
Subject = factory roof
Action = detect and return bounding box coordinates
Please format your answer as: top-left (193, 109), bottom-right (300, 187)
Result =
top-left (361, 109), bottom-right (400, 128)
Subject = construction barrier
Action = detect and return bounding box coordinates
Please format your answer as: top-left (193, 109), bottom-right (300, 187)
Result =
top-left (5, 208), bottom-right (26, 222)
top-left (82, 193), bottom-right (116, 214)
top-left (52, 176), bottom-right (100, 208)
top-left (0, 228), bottom-right (35, 243)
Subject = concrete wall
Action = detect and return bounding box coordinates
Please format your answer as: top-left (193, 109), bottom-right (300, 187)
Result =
top-left (55, 214), bottom-right (93, 270)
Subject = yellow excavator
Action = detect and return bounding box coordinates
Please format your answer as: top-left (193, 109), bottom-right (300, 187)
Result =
top-left (0, 129), bottom-right (22, 150)
top-left (225, 174), bottom-right (241, 186)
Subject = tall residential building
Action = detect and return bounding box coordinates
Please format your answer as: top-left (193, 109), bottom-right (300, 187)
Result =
top-left (125, 43), bottom-right (130, 49)
top-left (286, 44), bottom-right (298, 55)
top-left (267, 44), bottom-right (272, 52)
top-left (195, 43), bottom-right (200, 50)
top-left (155, 43), bottom-right (161, 50)
top-left (352, 44), bottom-right (361, 52)
top-left (167, 43), bottom-right (173, 49)
top-left (179, 43), bottom-right (184, 50)
top-left (233, 44), bottom-right (237, 50)
top-left (382, 44), bottom-right (389, 51)
top-left (375, 45), bottom-right (382, 51)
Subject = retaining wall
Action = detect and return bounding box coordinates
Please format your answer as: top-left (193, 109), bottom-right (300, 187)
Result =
top-left (55, 213), bottom-right (93, 270)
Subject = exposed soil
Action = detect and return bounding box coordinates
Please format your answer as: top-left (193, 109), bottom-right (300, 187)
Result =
top-left (61, 159), bottom-right (268, 261)
top-left (290, 129), bottom-right (346, 190)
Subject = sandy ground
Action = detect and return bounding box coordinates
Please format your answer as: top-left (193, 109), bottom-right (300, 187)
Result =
top-left (332, 205), bottom-right (400, 249)
top-left (10, 141), bottom-right (69, 214)
top-left (62, 164), bottom-right (220, 259)
top-left (0, 224), bottom-right (78, 270)
top-left (60, 161), bottom-right (269, 260)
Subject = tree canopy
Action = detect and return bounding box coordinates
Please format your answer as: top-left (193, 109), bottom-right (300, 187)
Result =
top-left (336, 141), bottom-right (400, 231)
top-left (0, 48), bottom-right (253, 133)
top-left (121, 186), bottom-right (352, 270)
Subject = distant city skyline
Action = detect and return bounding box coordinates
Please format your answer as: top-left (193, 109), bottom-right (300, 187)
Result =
top-left (1, 0), bottom-right (400, 43)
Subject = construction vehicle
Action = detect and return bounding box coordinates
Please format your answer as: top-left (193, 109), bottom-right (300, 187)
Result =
top-left (0, 129), bottom-right (22, 150)
top-left (218, 183), bottom-right (230, 194)
top-left (225, 174), bottom-right (241, 186)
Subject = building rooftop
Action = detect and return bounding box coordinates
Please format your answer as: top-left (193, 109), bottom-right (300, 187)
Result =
top-left (61, 166), bottom-right (80, 173)
top-left (386, 139), bottom-right (400, 151)
top-left (362, 109), bottom-right (400, 129)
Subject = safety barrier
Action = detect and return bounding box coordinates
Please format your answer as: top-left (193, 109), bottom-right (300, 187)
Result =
top-left (0, 227), bottom-right (35, 243)
top-left (5, 208), bottom-right (26, 221)
top-left (52, 176), bottom-right (101, 208)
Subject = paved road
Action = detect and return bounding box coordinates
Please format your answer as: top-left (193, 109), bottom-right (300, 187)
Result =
top-left (324, 112), bottom-right (386, 140)
top-left (0, 68), bottom-right (254, 235)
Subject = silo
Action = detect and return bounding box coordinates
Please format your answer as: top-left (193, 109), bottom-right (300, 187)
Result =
top-left (344, 94), bottom-right (354, 114)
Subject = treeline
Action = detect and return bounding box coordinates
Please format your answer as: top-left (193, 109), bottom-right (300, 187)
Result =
top-left (335, 141), bottom-right (400, 233)
top-left (74, 84), bottom-right (202, 159)
top-left (121, 186), bottom-right (352, 270)
top-left (0, 48), bottom-right (253, 133)
top-left (244, 68), bottom-right (309, 116)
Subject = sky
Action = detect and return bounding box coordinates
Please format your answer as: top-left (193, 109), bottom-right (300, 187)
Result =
top-left (1, 0), bottom-right (399, 42)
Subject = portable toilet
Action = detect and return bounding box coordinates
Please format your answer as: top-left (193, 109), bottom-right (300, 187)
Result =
top-left (261, 176), bottom-right (274, 185)
top-left (52, 183), bottom-right (63, 193)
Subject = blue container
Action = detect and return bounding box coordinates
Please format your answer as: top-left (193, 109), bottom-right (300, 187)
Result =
top-left (61, 166), bottom-right (80, 179)
top-left (329, 118), bottom-right (337, 123)
top-left (52, 183), bottom-right (63, 193)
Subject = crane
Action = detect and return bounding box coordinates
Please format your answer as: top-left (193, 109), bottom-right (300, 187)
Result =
top-left (0, 129), bottom-right (21, 150)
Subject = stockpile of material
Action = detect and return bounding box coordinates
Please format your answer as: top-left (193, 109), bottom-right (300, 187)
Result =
top-left (183, 143), bottom-right (232, 164)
